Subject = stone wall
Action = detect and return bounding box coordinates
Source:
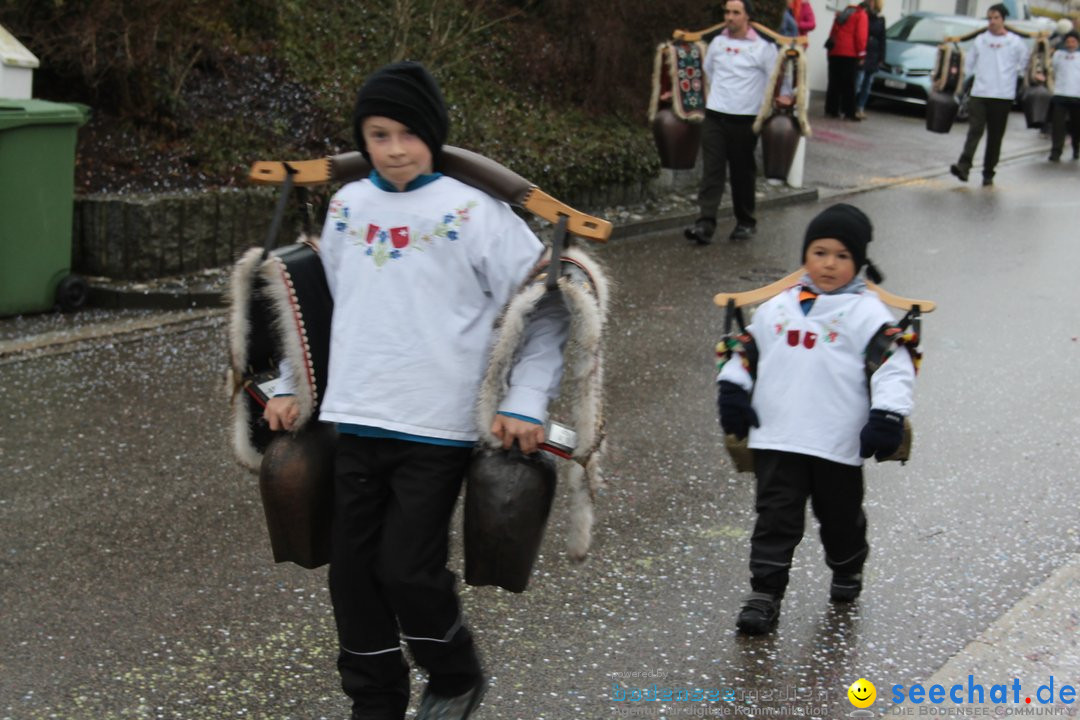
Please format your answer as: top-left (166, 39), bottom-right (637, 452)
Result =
top-left (73, 188), bottom-right (286, 281)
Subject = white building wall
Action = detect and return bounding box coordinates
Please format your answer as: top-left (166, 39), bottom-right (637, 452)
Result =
top-left (805, 0), bottom-right (906, 91)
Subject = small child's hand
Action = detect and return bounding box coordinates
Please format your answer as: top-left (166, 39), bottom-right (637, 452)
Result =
top-left (717, 381), bottom-right (760, 439)
top-left (859, 409), bottom-right (904, 460)
top-left (491, 414), bottom-right (545, 455)
top-left (264, 396), bottom-right (300, 432)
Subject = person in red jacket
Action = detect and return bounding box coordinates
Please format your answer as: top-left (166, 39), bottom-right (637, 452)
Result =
top-left (825, 0), bottom-right (868, 120)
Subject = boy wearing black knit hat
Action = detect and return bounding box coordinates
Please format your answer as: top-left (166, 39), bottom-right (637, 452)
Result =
top-left (264, 61), bottom-right (568, 719)
top-left (717, 203), bottom-right (915, 635)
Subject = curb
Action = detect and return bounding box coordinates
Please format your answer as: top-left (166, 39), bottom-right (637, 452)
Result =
top-left (610, 185), bottom-right (819, 240)
top-left (0, 308), bottom-right (224, 362)
top-left (819, 143), bottom-right (1052, 200)
top-left (87, 284), bottom-right (226, 311)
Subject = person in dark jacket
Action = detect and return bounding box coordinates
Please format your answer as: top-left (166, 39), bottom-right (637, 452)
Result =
top-left (855, 0), bottom-right (886, 119)
top-left (825, 0), bottom-right (869, 120)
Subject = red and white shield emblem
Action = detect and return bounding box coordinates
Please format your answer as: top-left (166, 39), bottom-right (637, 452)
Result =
top-left (390, 226), bottom-right (410, 249)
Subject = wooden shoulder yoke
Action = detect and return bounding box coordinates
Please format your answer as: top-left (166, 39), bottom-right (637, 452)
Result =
top-left (249, 146), bottom-right (612, 242)
top-left (713, 270), bottom-right (937, 312)
top-left (671, 21), bottom-right (808, 47)
top-left (944, 24), bottom-right (1048, 43)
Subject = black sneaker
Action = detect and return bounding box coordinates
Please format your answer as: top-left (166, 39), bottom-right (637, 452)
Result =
top-left (683, 218), bottom-right (716, 245)
top-left (416, 679), bottom-right (487, 720)
top-left (982, 176), bottom-right (993, 187)
top-left (949, 164), bottom-right (969, 182)
top-left (728, 224), bottom-right (756, 241)
top-left (736, 592), bottom-right (781, 635)
top-left (830, 573), bottom-right (863, 602)
top-left (1049, 154), bottom-right (1061, 163)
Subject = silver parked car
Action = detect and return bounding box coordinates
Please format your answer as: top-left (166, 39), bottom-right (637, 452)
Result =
top-left (869, 12), bottom-right (985, 106)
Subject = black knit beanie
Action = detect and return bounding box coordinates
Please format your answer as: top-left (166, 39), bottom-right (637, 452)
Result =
top-left (802, 203), bottom-right (884, 282)
top-left (352, 61), bottom-right (449, 167)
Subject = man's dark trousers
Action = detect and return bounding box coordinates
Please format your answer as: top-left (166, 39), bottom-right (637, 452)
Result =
top-left (748, 450), bottom-right (868, 596)
top-left (699, 110), bottom-right (759, 229)
top-left (957, 97), bottom-right (1013, 180)
top-left (330, 435), bottom-right (482, 719)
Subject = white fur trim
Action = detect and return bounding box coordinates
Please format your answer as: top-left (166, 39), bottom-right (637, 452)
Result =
top-left (1025, 37), bottom-right (1053, 92)
top-left (648, 41), bottom-right (709, 123)
top-left (753, 45), bottom-right (811, 137)
top-left (226, 237), bottom-right (321, 472)
top-left (476, 243), bottom-right (611, 560)
top-left (227, 247), bottom-right (267, 472)
top-left (648, 43), bottom-right (665, 123)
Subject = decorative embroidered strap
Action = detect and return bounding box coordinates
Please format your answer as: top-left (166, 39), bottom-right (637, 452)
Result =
top-left (270, 257), bottom-right (318, 403)
top-left (648, 40), bottom-right (708, 123)
top-left (715, 332), bottom-right (758, 377)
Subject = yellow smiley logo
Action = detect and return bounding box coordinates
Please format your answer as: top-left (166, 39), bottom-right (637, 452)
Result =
top-left (848, 678), bottom-right (876, 708)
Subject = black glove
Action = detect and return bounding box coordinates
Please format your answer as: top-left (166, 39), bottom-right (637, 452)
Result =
top-left (859, 409), bottom-right (904, 460)
top-left (718, 381), bottom-right (760, 439)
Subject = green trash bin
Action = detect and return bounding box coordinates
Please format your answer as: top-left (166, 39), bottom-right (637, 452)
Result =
top-left (0, 98), bottom-right (89, 316)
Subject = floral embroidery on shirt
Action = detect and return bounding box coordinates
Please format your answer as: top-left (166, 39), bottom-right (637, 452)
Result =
top-left (822, 311), bottom-right (846, 343)
top-left (772, 306), bottom-right (791, 336)
top-left (340, 200), bottom-right (477, 268)
top-left (419, 201), bottom-right (476, 245)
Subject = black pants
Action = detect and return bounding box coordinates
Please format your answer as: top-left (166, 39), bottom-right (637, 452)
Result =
top-left (1050, 96), bottom-right (1080, 159)
top-left (330, 435), bottom-right (482, 720)
top-left (957, 97), bottom-right (1013, 180)
top-left (748, 450), bottom-right (868, 596)
top-left (698, 110), bottom-right (758, 228)
top-left (825, 56), bottom-right (860, 119)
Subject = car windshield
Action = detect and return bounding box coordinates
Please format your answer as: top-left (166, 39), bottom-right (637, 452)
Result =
top-left (886, 15), bottom-right (984, 44)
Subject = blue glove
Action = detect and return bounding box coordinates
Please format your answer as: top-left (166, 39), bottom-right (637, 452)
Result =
top-left (718, 381), bottom-right (760, 439)
top-left (859, 409), bottom-right (904, 460)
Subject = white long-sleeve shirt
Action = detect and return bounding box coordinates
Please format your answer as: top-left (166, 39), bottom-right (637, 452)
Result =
top-left (1052, 47), bottom-right (1080, 98)
top-left (704, 28), bottom-right (779, 116)
top-left (282, 174), bottom-right (567, 443)
top-left (718, 285), bottom-right (915, 466)
top-left (965, 30), bottom-right (1030, 101)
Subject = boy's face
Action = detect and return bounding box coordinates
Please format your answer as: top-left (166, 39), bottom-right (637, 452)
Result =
top-left (1066, 36), bottom-right (1079, 52)
top-left (987, 10), bottom-right (1005, 34)
top-left (804, 238), bottom-right (857, 292)
top-left (361, 115), bottom-right (433, 191)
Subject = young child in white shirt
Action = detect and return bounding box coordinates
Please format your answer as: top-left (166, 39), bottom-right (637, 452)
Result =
top-left (718, 204), bottom-right (915, 635)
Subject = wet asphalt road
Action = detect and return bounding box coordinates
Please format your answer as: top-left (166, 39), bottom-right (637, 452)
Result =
top-left (3, 152), bottom-right (1080, 718)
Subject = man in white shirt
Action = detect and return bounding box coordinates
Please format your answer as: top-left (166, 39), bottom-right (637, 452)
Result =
top-left (685, 0), bottom-right (778, 244)
top-left (949, 3), bottom-right (1031, 186)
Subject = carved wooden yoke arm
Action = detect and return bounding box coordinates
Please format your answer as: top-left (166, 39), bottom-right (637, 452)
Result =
top-left (713, 269), bottom-right (938, 312)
